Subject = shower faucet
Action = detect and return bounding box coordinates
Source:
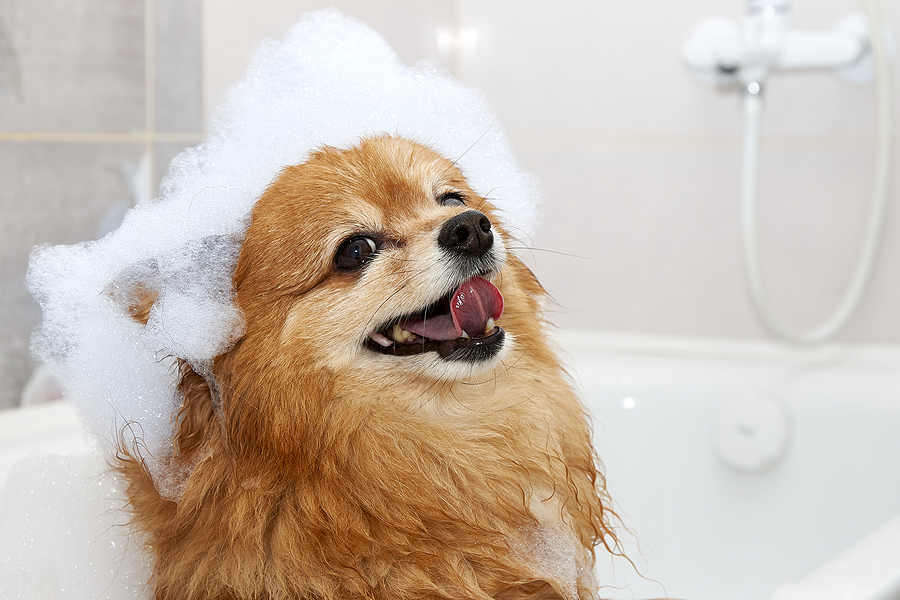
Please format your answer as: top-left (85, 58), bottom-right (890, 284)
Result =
top-left (682, 0), bottom-right (893, 87)
top-left (681, 0), bottom-right (894, 343)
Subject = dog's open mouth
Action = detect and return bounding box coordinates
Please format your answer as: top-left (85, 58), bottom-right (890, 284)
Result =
top-left (366, 276), bottom-right (505, 361)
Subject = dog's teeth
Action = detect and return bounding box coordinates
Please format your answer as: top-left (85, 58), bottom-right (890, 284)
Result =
top-left (485, 318), bottom-right (495, 334)
top-left (392, 323), bottom-right (413, 343)
top-left (369, 332), bottom-right (393, 347)
top-left (461, 330), bottom-right (470, 339)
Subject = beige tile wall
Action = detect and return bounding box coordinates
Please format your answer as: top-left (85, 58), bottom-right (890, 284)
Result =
top-left (202, 0), bottom-right (900, 342)
top-left (471, 0), bottom-right (900, 341)
top-left (3, 0), bottom-right (899, 407)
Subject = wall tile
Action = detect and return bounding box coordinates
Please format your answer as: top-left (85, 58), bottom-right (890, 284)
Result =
top-left (518, 140), bottom-right (753, 337)
top-left (749, 137), bottom-right (900, 342)
top-left (457, 0), bottom-right (738, 139)
top-left (0, 142), bottom-right (145, 409)
top-left (518, 138), bottom-right (900, 342)
top-left (155, 0), bottom-right (203, 133)
top-left (0, 9), bottom-right (20, 97)
top-left (0, 0), bottom-right (144, 133)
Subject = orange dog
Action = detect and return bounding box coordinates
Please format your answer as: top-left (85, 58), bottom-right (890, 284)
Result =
top-left (120, 135), bottom-right (618, 600)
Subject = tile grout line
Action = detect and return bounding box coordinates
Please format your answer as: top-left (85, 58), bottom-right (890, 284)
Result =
top-left (145, 0), bottom-right (156, 202)
top-left (0, 132), bottom-right (203, 142)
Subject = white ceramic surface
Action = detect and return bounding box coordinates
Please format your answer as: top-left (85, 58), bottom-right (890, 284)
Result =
top-left (561, 331), bottom-right (900, 599)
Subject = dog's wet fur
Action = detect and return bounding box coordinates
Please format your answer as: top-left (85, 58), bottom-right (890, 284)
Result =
top-left (118, 135), bottom-right (619, 600)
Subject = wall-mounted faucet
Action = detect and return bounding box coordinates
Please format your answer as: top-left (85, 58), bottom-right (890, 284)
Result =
top-left (682, 0), bottom-right (894, 344)
top-left (683, 0), bottom-right (893, 87)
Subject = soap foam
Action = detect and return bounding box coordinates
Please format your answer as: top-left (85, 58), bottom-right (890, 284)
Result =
top-left (28, 8), bottom-right (542, 471)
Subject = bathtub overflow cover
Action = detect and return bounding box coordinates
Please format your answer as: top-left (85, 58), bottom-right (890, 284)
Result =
top-left (716, 392), bottom-right (791, 474)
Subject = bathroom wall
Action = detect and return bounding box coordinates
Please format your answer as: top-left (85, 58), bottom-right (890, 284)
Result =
top-left (0, 0), bottom-right (203, 408)
top-left (203, 0), bottom-right (900, 343)
top-left (2, 0), bottom-right (899, 407)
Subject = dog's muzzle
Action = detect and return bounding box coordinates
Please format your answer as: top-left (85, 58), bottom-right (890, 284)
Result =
top-left (366, 210), bottom-right (506, 363)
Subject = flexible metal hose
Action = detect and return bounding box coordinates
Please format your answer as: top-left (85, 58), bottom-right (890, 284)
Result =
top-left (741, 0), bottom-right (893, 343)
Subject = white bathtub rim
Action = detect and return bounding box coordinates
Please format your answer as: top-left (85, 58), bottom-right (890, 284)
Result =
top-left (554, 328), bottom-right (900, 367)
top-left (772, 513), bottom-right (900, 600)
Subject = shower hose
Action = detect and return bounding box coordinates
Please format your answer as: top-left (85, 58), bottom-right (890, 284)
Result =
top-left (741, 0), bottom-right (893, 343)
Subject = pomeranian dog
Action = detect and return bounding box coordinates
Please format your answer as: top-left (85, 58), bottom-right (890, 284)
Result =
top-left (119, 135), bottom-right (618, 600)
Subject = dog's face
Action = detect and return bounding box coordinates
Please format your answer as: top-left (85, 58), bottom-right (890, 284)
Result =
top-left (232, 136), bottom-right (516, 383)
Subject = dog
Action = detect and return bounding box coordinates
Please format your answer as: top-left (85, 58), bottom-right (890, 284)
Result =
top-left (119, 135), bottom-right (619, 600)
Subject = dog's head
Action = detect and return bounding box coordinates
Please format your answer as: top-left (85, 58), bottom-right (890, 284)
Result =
top-left (198, 134), bottom-right (560, 469)
top-left (231, 135), bottom-right (525, 381)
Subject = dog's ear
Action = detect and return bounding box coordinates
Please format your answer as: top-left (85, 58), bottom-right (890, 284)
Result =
top-left (173, 360), bottom-right (219, 459)
top-left (125, 283), bottom-right (159, 326)
top-left (107, 260), bottom-right (162, 326)
top-left (107, 267), bottom-right (220, 461)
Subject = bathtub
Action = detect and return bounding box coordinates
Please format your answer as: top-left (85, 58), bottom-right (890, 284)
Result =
top-left (1, 330), bottom-right (899, 599)
top-left (560, 331), bottom-right (900, 600)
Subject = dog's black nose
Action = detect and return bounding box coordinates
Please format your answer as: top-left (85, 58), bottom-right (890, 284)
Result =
top-left (438, 210), bottom-right (494, 257)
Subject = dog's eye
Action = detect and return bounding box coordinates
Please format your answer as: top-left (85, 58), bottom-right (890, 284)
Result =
top-left (439, 192), bottom-right (466, 207)
top-left (336, 237), bottom-right (378, 270)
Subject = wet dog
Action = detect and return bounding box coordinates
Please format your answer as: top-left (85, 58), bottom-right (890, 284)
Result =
top-left (120, 135), bottom-right (618, 600)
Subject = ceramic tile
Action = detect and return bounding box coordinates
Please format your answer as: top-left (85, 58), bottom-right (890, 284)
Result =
top-left (749, 136), bottom-right (900, 342)
top-left (517, 140), bottom-right (749, 337)
top-left (514, 138), bottom-right (900, 342)
top-left (0, 0), bottom-right (144, 133)
top-left (456, 0), bottom-right (741, 139)
top-left (155, 0), bottom-right (203, 133)
top-left (0, 142), bottom-right (144, 409)
top-left (0, 9), bottom-right (20, 98)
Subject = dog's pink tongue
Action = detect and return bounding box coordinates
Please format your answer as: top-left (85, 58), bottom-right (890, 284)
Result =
top-left (451, 276), bottom-right (504, 335)
top-left (402, 277), bottom-right (504, 340)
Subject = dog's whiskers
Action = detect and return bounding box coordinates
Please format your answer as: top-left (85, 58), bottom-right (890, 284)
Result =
top-left (506, 246), bottom-right (589, 261)
top-left (472, 188), bottom-right (501, 214)
top-left (362, 272), bottom-right (421, 332)
top-left (449, 123), bottom-right (494, 169)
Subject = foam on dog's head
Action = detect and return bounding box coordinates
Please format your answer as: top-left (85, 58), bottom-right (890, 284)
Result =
top-left (27, 9), bottom-right (542, 472)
